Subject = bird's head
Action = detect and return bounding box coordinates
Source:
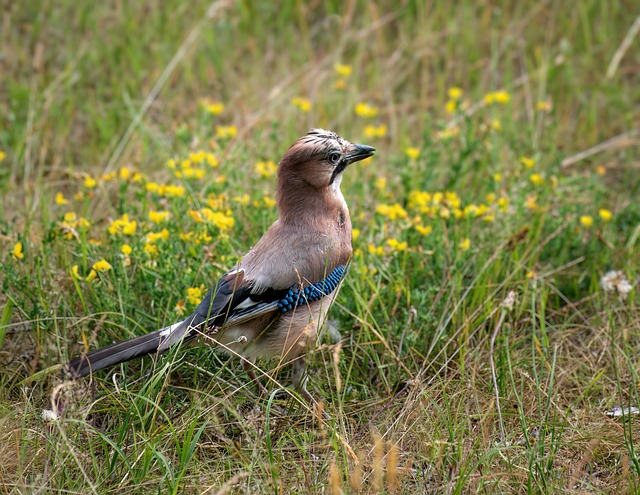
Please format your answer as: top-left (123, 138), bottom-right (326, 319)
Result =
top-left (277, 129), bottom-right (375, 191)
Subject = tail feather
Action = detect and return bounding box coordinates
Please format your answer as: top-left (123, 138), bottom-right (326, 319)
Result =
top-left (66, 328), bottom-right (167, 378)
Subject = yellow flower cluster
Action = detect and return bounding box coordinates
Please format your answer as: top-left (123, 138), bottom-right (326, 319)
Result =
top-left (187, 286), bottom-right (204, 305)
top-left (148, 210), bottom-right (169, 223)
top-left (216, 125), bottom-right (237, 139)
top-left (255, 160), bottom-right (278, 178)
top-left (292, 97), bottom-right (312, 113)
top-left (408, 190), bottom-right (506, 223)
top-left (376, 203), bottom-right (408, 220)
top-left (146, 228), bottom-right (170, 243)
top-left (79, 259), bottom-right (113, 283)
top-left (200, 99), bottom-right (224, 115)
top-left (405, 147), bottom-right (420, 160)
top-left (59, 212), bottom-right (91, 239)
top-left (484, 90), bottom-right (511, 104)
top-left (145, 183), bottom-right (185, 197)
top-left (179, 229), bottom-right (213, 245)
top-left (13, 242), bottom-right (24, 259)
top-left (334, 63), bottom-right (352, 89)
top-left (188, 208), bottom-right (235, 231)
top-left (445, 87), bottom-right (463, 113)
top-left (364, 124), bottom-right (387, 139)
top-left (108, 213), bottom-right (137, 236)
top-left (355, 103), bottom-right (378, 118)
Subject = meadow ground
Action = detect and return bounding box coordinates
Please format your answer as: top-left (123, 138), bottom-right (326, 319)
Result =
top-left (1, 1), bottom-right (639, 493)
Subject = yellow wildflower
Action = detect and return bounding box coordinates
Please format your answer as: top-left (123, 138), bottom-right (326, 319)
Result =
top-left (408, 191), bottom-right (432, 212)
top-left (121, 244), bottom-right (132, 255)
top-left (93, 259), bottom-right (112, 272)
top-left (354, 103), bottom-right (378, 118)
top-left (233, 194), bottom-right (250, 206)
top-left (447, 87), bottom-right (463, 100)
top-left (375, 177), bottom-right (387, 190)
top-left (146, 182), bottom-right (160, 193)
top-left (207, 194), bottom-right (225, 210)
top-left (255, 160), bottom-right (278, 178)
top-left (55, 192), bottom-right (68, 205)
top-left (527, 270), bottom-right (537, 279)
top-left (490, 119), bottom-right (501, 131)
top-left (529, 174), bottom-right (544, 186)
top-left (484, 90), bottom-right (510, 104)
top-left (352, 228), bottom-right (360, 241)
top-left (85, 270), bottom-right (97, 282)
top-left (596, 165), bottom-right (606, 176)
top-left (201, 99), bottom-right (224, 115)
top-left (493, 172), bottom-right (503, 182)
top-left (415, 224), bottom-right (433, 235)
top-left (143, 243), bottom-right (158, 257)
top-left (364, 124), bottom-right (387, 138)
top-left (88, 239), bottom-right (101, 246)
top-left (187, 286), bottom-right (204, 305)
top-left (84, 176), bottom-right (97, 189)
top-left (497, 197), bottom-right (509, 212)
top-left (216, 125), bottom-right (237, 139)
top-left (119, 167), bottom-right (131, 180)
top-left (0, 151), bottom-right (6, 162)
top-left (108, 214), bottom-right (137, 236)
top-left (70, 265), bottom-right (81, 279)
top-left (263, 196), bottom-right (276, 207)
top-left (146, 228), bottom-right (170, 243)
top-left (334, 64), bottom-right (352, 77)
top-left (73, 191), bottom-right (84, 201)
top-left (387, 238), bottom-right (408, 252)
top-left (367, 244), bottom-right (384, 256)
top-left (100, 172), bottom-right (116, 182)
top-left (189, 209), bottom-right (235, 231)
top-left (148, 210), bottom-right (169, 224)
top-left (182, 167), bottom-right (205, 180)
top-left (463, 204), bottom-right (478, 217)
top-left (12, 242), bottom-right (24, 259)
top-left (163, 185), bottom-right (185, 197)
top-left (376, 203), bottom-right (408, 220)
top-left (482, 214), bottom-right (495, 223)
top-left (445, 100), bottom-right (457, 114)
top-left (520, 156), bottom-right (535, 168)
top-left (206, 153), bottom-right (219, 168)
top-left (445, 192), bottom-right (461, 208)
top-left (599, 209), bottom-right (612, 222)
top-left (579, 216), bottom-right (593, 228)
top-left (405, 147), bottom-right (420, 160)
top-left (485, 193), bottom-right (496, 204)
top-left (292, 97), bottom-right (312, 112)
top-left (458, 238), bottom-right (471, 251)
top-left (334, 79), bottom-right (347, 90)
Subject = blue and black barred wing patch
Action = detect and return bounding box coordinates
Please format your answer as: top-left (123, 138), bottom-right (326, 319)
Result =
top-left (160, 265), bottom-right (350, 349)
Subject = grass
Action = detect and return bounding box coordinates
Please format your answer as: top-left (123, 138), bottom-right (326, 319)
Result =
top-left (1, 1), bottom-right (639, 493)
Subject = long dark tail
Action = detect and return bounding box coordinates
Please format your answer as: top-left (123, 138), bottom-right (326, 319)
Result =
top-left (66, 327), bottom-right (169, 378)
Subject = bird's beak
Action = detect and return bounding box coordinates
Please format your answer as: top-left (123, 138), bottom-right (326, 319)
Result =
top-left (345, 144), bottom-right (375, 164)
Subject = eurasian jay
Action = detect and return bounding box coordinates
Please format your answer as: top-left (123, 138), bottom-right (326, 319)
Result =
top-left (66, 129), bottom-right (375, 402)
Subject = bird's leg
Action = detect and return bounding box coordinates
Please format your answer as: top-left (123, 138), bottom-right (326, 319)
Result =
top-left (242, 358), bottom-right (268, 397)
top-left (292, 357), bottom-right (320, 406)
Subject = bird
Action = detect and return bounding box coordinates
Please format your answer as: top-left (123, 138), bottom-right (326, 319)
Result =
top-left (66, 129), bottom-right (375, 403)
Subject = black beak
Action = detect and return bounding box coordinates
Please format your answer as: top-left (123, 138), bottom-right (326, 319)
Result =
top-left (345, 144), bottom-right (375, 164)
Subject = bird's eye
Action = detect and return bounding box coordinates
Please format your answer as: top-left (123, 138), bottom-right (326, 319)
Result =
top-left (329, 153), bottom-right (341, 164)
